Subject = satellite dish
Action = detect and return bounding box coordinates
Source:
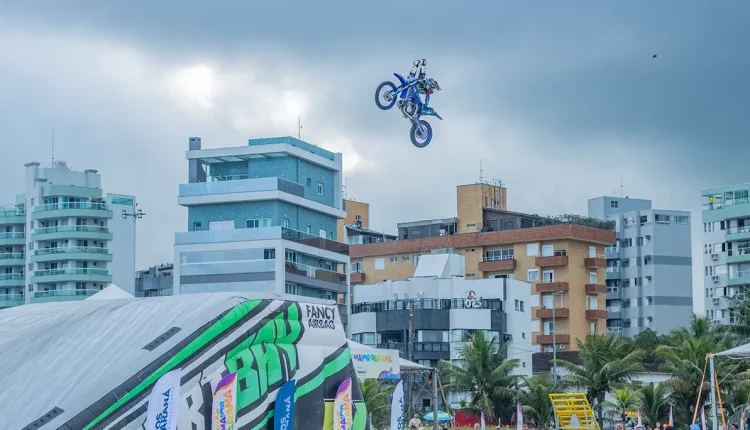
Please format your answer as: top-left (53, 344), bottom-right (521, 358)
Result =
top-left (417, 292), bottom-right (423, 299)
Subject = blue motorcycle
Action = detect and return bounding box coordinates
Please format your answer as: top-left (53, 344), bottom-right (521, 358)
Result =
top-left (375, 73), bottom-right (442, 148)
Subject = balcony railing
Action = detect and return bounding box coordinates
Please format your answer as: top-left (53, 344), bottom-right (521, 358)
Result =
top-left (33, 202), bottom-right (108, 212)
top-left (704, 196), bottom-right (750, 210)
top-left (0, 273), bottom-right (24, 281)
top-left (33, 268), bottom-right (109, 277)
top-left (32, 289), bottom-right (100, 298)
top-left (606, 267), bottom-right (620, 273)
top-left (727, 225), bottom-right (750, 235)
top-left (607, 326), bottom-right (623, 334)
top-left (208, 173), bottom-right (250, 182)
top-left (0, 293), bottom-right (24, 304)
top-left (33, 247), bottom-right (110, 256)
top-left (0, 209), bottom-right (24, 217)
top-left (481, 255), bottom-right (514, 262)
top-left (284, 261), bottom-right (346, 285)
top-left (0, 232), bottom-right (24, 239)
top-left (0, 253), bottom-right (24, 260)
top-left (281, 227), bottom-right (349, 255)
top-left (33, 225), bottom-right (110, 235)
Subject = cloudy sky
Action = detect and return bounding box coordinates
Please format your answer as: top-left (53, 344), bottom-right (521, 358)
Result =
top-left (1, 1), bottom-right (749, 313)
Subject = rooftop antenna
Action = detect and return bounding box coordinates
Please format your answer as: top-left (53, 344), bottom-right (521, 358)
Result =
top-left (343, 177), bottom-right (348, 200)
top-left (297, 116), bottom-right (301, 140)
top-left (479, 159), bottom-right (484, 183)
top-left (620, 178), bottom-right (624, 198)
top-left (51, 127), bottom-right (55, 167)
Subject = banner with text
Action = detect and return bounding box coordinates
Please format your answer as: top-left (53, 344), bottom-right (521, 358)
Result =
top-left (212, 373), bottom-right (237, 430)
top-left (350, 348), bottom-right (401, 379)
top-left (145, 368), bottom-right (182, 430)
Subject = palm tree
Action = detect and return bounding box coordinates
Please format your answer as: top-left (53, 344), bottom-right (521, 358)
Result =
top-left (439, 331), bottom-right (521, 421)
top-left (519, 375), bottom-right (561, 427)
top-left (360, 378), bottom-right (394, 428)
top-left (640, 383), bottom-right (672, 427)
top-left (554, 334), bottom-right (646, 423)
top-left (602, 387), bottom-right (641, 424)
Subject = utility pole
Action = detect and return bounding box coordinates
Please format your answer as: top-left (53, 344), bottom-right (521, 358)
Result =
top-left (709, 354), bottom-right (719, 430)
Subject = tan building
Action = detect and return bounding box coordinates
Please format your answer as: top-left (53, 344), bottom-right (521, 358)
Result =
top-left (349, 182), bottom-right (616, 352)
top-left (337, 199), bottom-right (370, 242)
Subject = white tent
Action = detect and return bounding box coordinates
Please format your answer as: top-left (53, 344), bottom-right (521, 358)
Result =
top-left (715, 342), bottom-right (750, 358)
top-left (84, 284), bottom-right (135, 301)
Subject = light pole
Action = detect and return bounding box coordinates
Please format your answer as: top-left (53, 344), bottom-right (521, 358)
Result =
top-left (122, 205), bottom-right (145, 294)
top-left (551, 290), bottom-right (565, 382)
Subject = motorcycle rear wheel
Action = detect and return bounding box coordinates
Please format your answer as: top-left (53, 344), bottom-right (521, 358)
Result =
top-left (375, 81), bottom-right (397, 110)
top-left (410, 120), bottom-right (432, 148)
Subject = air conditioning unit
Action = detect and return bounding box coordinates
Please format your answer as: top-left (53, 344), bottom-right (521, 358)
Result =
top-left (712, 275), bottom-right (720, 283)
top-left (713, 298), bottom-right (721, 304)
top-left (711, 253), bottom-right (719, 260)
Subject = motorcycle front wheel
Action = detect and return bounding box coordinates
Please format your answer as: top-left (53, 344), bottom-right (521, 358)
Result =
top-left (410, 120), bottom-right (433, 148)
top-left (375, 81), bottom-right (397, 110)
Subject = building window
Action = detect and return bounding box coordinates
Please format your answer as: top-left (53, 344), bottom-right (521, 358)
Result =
top-left (634, 277), bottom-right (642, 287)
top-left (285, 250), bottom-right (297, 262)
top-left (541, 244), bottom-right (554, 257)
top-left (527, 269), bottom-right (539, 282)
top-left (264, 249), bottom-right (276, 260)
top-left (587, 295), bottom-right (597, 310)
top-left (654, 214), bottom-right (671, 224)
top-left (610, 200), bottom-right (618, 208)
top-left (636, 237), bottom-right (644, 246)
top-left (514, 300), bottom-right (525, 312)
top-left (521, 332), bottom-right (526, 339)
top-left (281, 219), bottom-right (290, 228)
top-left (590, 322), bottom-right (598, 334)
top-left (466, 273), bottom-right (476, 277)
top-left (375, 258), bottom-right (385, 270)
top-left (317, 182), bottom-right (324, 195)
top-left (485, 248), bottom-right (513, 261)
top-left (589, 271), bottom-right (597, 283)
top-left (390, 256), bottom-right (398, 263)
top-left (306, 178), bottom-right (312, 187)
top-left (319, 229), bottom-right (326, 238)
top-left (285, 282), bottom-right (299, 295)
top-left (246, 218), bottom-right (271, 228)
top-left (193, 222), bottom-right (202, 231)
top-left (327, 231), bottom-right (334, 240)
top-left (352, 262), bottom-right (363, 273)
top-left (674, 215), bottom-right (689, 224)
top-left (306, 225), bottom-right (312, 234)
top-left (402, 256), bottom-right (409, 262)
top-left (527, 243), bottom-right (539, 257)
top-left (542, 270), bottom-right (554, 283)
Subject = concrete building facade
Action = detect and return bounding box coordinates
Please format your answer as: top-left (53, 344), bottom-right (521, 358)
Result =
top-left (172, 136), bottom-right (351, 323)
top-left (589, 196), bottom-right (693, 336)
top-left (0, 161), bottom-right (136, 308)
top-left (135, 263), bottom-right (174, 297)
top-left (702, 183), bottom-right (750, 324)
top-left (351, 183), bottom-right (616, 352)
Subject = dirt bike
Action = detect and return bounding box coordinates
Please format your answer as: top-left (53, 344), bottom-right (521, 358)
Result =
top-left (375, 73), bottom-right (442, 148)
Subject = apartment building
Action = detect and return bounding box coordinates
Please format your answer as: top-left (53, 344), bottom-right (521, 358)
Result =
top-left (135, 263), bottom-right (174, 297)
top-left (702, 183), bottom-right (750, 324)
top-left (349, 253), bottom-right (532, 409)
top-left (588, 196), bottom-right (693, 336)
top-left (350, 182), bottom-right (616, 352)
top-left (0, 161), bottom-right (136, 308)
top-left (173, 136), bottom-right (351, 318)
top-left (339, 199), bottom-right (397, 246)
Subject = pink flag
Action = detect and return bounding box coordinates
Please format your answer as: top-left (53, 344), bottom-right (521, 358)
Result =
top-left (517, 403), bottom-right (524, 430)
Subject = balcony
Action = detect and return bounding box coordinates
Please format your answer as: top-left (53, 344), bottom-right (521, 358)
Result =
top-left (478, 257), bottom-right (516, 272)
top-left (0, 293), bottom-right (24, 308)
top-left (0, 273), bottom-right (24, 288)
top-left (178, 177), bottom-right (346, 218)
top-left (0, 253), bottom-right (25, 267)
top-left (0, 232), bottom-right (25, 246)
top-left (350, 272), bottom-right (366, 284)
top-left (31, 247), bottom-right (112, 263)
top-left (0, 208), bottom-right (25, 225)
top-left (727, 225), bottom-right (750, 242)
top-left (535, 282), bottom-right (569, 293)
top-left (536, 307), bottom-right (569, 319)
top-left (586, 309), bottom-right (608, 320)
top-left (31, 225), bottom-right (113, 241)
top-left (535, 332), bottom-right (570, 345)
top-left (585, 257), bottom-right (607, 269)
top-left (535, 255), bottom-right (569, 267)
top-left (31, 268), bottom-right (112, 284)
top-left (285, 261), bottom-right (347, 289)
top-left (606, 326), bottom-right (623, 335)
top-left (729, 272), bottom-right (750, 287)
top-left (32, 202), bottom-right (112, 220)
top-left (30, 289), bottom-right (101, 304)
top-left (175, 226), bottom-right (349, 256)
top-left (727, 249), bottom-right (750, 264)
top-left (585, 283), bottom-right (607, 294)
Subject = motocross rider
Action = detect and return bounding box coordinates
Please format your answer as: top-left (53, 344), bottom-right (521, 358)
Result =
top-left (406, 59), bottom-right (441, 115)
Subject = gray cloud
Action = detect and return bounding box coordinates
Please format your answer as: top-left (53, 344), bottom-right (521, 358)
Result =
top-left (1, 1), bottom-right (749, 314)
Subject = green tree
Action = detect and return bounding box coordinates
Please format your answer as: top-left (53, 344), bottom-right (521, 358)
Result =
top-left (632, 328), bottom-right (667, 365)
top-left (360, 379), bottom-right (395, 429)
top-left (518, 375), bottom-right (561, 427)
top-left (439, 331), bottom-right (521, 421)
top-left (602, 387), bottom-right (641, 424)
top-left (554, 334), bottom-right (646, 423)
top-left (639, 383), bottom-right (672, 427)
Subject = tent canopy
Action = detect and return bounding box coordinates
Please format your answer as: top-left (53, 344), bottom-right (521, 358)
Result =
top-left (84, 284), bottom-right (135, 301)
top-left (346, 340), bottom-right (431, 371)
top-left (716, 342), bottom-right (750, 358)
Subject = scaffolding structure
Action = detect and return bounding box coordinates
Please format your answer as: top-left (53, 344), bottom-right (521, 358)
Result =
top-left (549, 393), bottom-right (601, 430)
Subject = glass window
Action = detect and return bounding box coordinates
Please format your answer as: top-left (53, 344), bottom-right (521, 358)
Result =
top-left (317, 182), bottom-right (324, 195)
top-left (542, 270), bottom-right (554, 283)
top-left (674, 215), bottom-right (689, 224)
top-left (589, 271), bottom-right (597, 283)
top-left (281, 219), bottom-right (290, 228)
top-left (542, 245), bottom-right (554, 257)
top-left (263, 249), bottom-right (275, 260)
top-left (375, 258), bottom-right (385, 270)
top-left (485, 248), bottom-right (514, 261)
top-left (527, 243), bottom-right (539, 257)
top-left (390, 256), bottom-right (398, 263)
top-left (527, 269), bottom-right (539, 281)
top-left (246, 218), bottom-right (271, 228)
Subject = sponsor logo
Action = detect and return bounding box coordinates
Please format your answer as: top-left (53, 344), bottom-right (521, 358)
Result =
top-left (305, 304), bottom-right (336, 330)
top-left (278, 395), bottom-right (292, 430)
top-left (154, 389), bottom-right (172, 430)
top-left (214, 389), bottom-right (235, 430)
top-left (338, 391), bottom-right (352, 429)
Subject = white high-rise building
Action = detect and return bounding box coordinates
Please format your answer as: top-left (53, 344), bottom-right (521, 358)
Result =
top-left (0, 161), bottom-right (136, 308)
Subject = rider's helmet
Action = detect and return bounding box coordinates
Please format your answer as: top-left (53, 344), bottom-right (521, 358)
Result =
top-left (425, 78), bottom-right (441, 91)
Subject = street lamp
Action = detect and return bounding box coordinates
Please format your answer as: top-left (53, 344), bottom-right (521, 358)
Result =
top-left (121, 205), bottom-right (146, 221)
top-left (550, 290), bottom-right (565, 382)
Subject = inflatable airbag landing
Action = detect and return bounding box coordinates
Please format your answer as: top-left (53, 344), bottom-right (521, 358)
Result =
top-left (0, 293), bottom-right (369, 429)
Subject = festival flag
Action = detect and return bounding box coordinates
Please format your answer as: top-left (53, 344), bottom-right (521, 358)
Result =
top-left (517, 403), bottom-right (524, 430)
top-left (391, 381), bottom-right (404, 430)
top-left (145, 368), bottom-right (182, 430)
top-left (212, 373), bottom-right (238, 430)
top-left (481, 411), bottom-right (486, 430)
top-left (637, 408), bottom-right (643, 429)
top-left (701, 405), bottom-right (707, 430)
top-left (274, 380), bottom-right (296, 430)
top-left (333, 378), bottom-right (353, 430)
top-left (669, 405), bottom-right (674, 427)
